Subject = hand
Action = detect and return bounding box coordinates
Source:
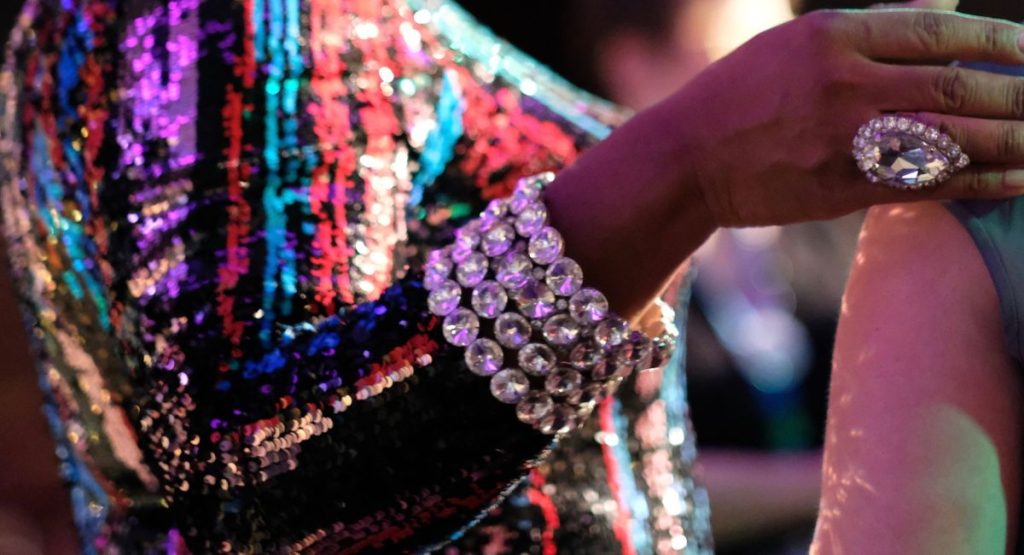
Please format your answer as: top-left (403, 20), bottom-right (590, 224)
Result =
top-left (662, 9), bottom-right (1024, 226)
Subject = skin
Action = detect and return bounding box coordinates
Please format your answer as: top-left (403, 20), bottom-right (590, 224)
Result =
top-left (1, 3), bottom-right (1024, 552)
top-left (548, 9), bottom-right (1024, 317)
top-left (815, 202), bottom-right (1023, 553)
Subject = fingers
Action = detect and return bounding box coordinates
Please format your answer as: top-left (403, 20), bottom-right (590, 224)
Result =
top-left (869, 0), bottom-right (958, 9)
top-left (921, 167), bottom-right (1024, 199)
top-left (853, 167), bottom-right (1024, 206)
top-left (876, 65), bottom-right (1024, 119)
top-left (907, 113), bottom-right (1024, 164)
top-left (829, 10), bottom-right (1024, 64)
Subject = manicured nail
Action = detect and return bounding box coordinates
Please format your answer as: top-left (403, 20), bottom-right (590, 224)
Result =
top-left (1007, 170), bottom-right (1024, 190)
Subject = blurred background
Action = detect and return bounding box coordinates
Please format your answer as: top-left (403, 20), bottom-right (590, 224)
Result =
top-left (0, 0), bottom-right (1022, 554)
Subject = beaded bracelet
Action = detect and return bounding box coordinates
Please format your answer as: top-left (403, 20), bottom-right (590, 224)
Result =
top-left (424, 173), bottom-right (673, 435)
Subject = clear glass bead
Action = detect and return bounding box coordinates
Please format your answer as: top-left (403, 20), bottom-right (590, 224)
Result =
top-left (569, 339), bottom-right (602, 371)
top-left (490, 369), bottom-right (530, 404)
top-left (451, 244), bottom-right (473, 264)
top-left (609, 346), bottom-right (635, 379)
top-left (471, 280), bottom-right (508, 319)
top-left (481, 222), bottom-right (515, 257)
top-left (424, 256), bottom-right (454, 290)
top-left (464, 338), bottom-right (504, 376)
top-left (518, 343), bottom-right (557, 377)
top-left (539, 405), bottom-right (577, 435)
top-left (545, 367), bottom-right (582, 397)
top-left (516, 391), bottom-right (554, 425)
top-left (546, 257), bottom-right (583, 296)
top-left (515, 203), bottom-right (547, 237)
top-left (513, 280), bottom-right (556, 319)
top-left (567, 382), bottom-right (605, 410)
top-left (528, 227), bottom-right (564, 265)
top-left (629, 334), bottom-right (654, 370)
top-left (594, 317), bottom-right (629, 348)
top-left (569, 288), bottom-right (609, 324)
top-left (427, 279), bottom-right (462, 316)
top-left (495, 252), bottom-right (533, 290)
top-left (495, 312), bottom-right (532, 348)
top-left (456, 252), bottom-right (489, 287)
top-left (542, 314), bottom-right (581, 346)
top-left (442, 308), bottom-right (480, 347)
top-left (454, 225), bottom-right (480, 251)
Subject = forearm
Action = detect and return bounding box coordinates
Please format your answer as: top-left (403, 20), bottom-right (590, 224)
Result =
top-left (546, 97), bottom-right (714, 318)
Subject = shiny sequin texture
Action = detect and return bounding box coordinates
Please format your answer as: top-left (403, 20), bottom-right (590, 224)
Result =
top-left (0, 0), bottom-right (711, 552)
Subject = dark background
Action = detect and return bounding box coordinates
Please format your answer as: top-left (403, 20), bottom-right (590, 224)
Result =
top-left (1, 1), bottom-right (1021, 92)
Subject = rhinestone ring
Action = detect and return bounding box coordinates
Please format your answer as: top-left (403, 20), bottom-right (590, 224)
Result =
top-left (852, 115), bottom-right (969, 190)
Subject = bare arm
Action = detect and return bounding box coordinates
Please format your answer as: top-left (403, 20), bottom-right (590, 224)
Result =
top-left (814, 202), bottom-right (1023, 554)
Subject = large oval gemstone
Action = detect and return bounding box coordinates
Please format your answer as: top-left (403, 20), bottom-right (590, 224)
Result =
top-left (866, 134), bottom-right (949, 187)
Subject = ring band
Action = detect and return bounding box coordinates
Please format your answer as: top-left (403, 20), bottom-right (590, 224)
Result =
top-left (852, 115), bottom-right (969, 190)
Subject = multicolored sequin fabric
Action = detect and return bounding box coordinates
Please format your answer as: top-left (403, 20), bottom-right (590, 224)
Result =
top-left (0, 0), bottom-right (712, 552)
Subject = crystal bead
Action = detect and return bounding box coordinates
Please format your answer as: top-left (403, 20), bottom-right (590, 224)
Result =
top-left (510, 183), bottom-right (541, 214)
top-left (589, 357), bottom-right (612, 379)
top-left (956, 153), bottom-right (970, 169)
top-left (567, 382), bottom-right (605, 410)
top-left (924, 127), bottom-right (940, 142)
top-left (897, 117), bottom-right (911, 131)
top-left (518, 343), bottom-right (557, 376)
top-left (542, 314), bottom-right (581, 346)
top-left (484, 198), bottom-right (508, 219)
top-left (427, 279), bottom-right (462, 316)
top-left (866, 131), bottom-right (950, 187)
top-left (569, 339), bottom-right (602, 371)
top-left (451, 244), bottom-right (473, 264)
top-left (516, 392), bottom-right (554, 425)
top-left (515, 203), bottom-right (547, 237)
top-left (629, 334), bottom-right (655, 370)
top-left (495, 252), bottom-right (533, 290)
top-left (594, 317), bottom-right (629, 348)
top-left (464, 338), bottom-right (504, 376)
top-left (471, 281), bottom-right (508, 318)
top-left (538, 405), bottom-right (577, 435)
top-left (528, 227), bottom-right (564, 265)
top-left (454, 225), bottom-right (480, 251)
top-left (515, 179), bottom-right (542, 200)
top-left (545, 367), bottom-right (582, 397)
top-left (546, 258), bottom-right (583, 296)
top-left (442, 308), bottom-right (479, 347)
top-left (495, 312), bottom-right (532, 348)
top-left (882, 116), bottom-right (896, 129)
top-left (481, 222), bottom-right (515, 257)
top-left (911, 121), bottom-right (926, 135)
top-left (456, 252), bottom-right (489, 287)
top-left (513, 280), bottom-right (556, 319)
top-left (424, 256), bottom-right (453, 290)
top-left (569, 288), bottom-right (609, 324)
top-left (609, 347), bottom-right (635, 379)
top-left (490, 369), bottom-right (530, 404)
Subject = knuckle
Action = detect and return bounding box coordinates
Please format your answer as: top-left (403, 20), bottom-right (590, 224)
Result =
top-left (802, 10), bottom-right (843, 43)
top-left (980, 22), bottom-right (1003, 56)
top-left (910, 12), bottom-right (948, 52)
top-left (997, 124), bottom-right (1024, 160)
top-left (963, 173), bottom-right (990, 195)
top-left (933, 68), bottom-right (972, 112)
top-left (1009, 82), bottom-right (1024, 119)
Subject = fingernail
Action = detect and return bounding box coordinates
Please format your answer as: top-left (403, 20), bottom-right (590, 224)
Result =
top-left (1007, 170), bottom-right (1024, 190)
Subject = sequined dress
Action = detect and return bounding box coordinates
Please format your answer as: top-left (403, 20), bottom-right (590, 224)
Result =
top-left (0, 0), bottom-right (712, 552)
